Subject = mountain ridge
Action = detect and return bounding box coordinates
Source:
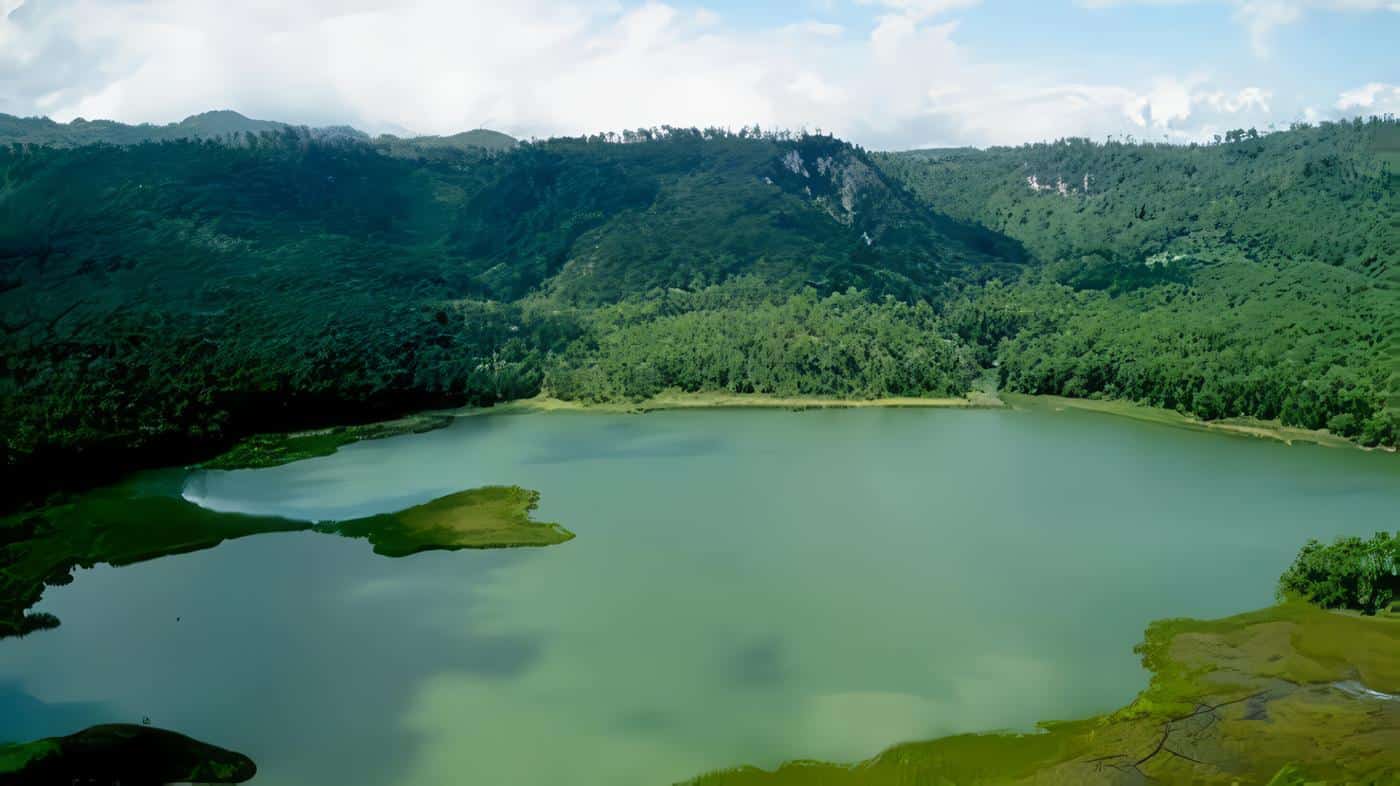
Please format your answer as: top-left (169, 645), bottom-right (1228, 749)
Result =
top-left (0, 110), bottom-right (520, 152)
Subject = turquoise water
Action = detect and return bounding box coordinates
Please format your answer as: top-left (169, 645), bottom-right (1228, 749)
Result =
top-left (2, 407), bottom-right (1397, 785)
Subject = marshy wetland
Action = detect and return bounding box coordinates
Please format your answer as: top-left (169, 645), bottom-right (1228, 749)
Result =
top-left (2, 406), bottom-right (1397, 785)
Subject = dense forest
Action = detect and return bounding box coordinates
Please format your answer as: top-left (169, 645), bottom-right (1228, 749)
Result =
top-left (1278, 531), bottom-right (1398, 615)
top-left (1, 116), bottom-right (1395, 507)
top-left (881, 118), bottom-right (1399, 445)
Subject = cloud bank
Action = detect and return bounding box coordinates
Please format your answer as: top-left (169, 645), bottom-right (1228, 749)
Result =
top-left (0, 0), bottom-right (1391, 149)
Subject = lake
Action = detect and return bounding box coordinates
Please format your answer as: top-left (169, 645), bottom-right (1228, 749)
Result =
top-left (2, 407), bottom-right (1397, 785)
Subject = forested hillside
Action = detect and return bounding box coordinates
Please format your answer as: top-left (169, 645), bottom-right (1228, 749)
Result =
top-left (880, 117), bottom-right (1399, 446)
top-left (0, 127), bottom-right (1017, 503)
top-left (1, 118), bottom-right (1395, 507)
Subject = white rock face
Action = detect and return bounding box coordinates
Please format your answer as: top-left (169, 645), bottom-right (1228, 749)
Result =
top-left (782, 150), bottom-right (810, 178)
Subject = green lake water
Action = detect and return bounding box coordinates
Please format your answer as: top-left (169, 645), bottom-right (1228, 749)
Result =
top-left (2, 407), bottom-right (1397, 785)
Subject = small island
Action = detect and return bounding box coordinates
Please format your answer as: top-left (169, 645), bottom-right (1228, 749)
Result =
top-left (0, 724), bottom-right (256, 785)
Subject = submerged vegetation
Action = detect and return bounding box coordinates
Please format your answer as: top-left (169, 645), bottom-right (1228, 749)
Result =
top-left (4, 117), bottom-right (1394, 510)
top-left (0, 479), bottom-right (569, 639)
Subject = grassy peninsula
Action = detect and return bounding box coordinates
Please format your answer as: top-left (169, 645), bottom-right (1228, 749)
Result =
top-left (687, 534), bottom-right (1400, 785)
top-left (0, 480), bottom-right (570, 639)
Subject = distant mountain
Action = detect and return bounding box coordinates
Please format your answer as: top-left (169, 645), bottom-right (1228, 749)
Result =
top-left (0, 110), bottom-right (517, 151)
top-left (377, 128), bottom-right (518, 154)
top-left (0, 110), bottom-right (290, 146)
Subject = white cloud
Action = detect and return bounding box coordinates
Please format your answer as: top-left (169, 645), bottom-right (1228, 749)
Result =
top-left (1201, 86), bottom-right (1272, 113)
top-left (1336, 82), bottom-right (1400, 113)
top-left (855, 0), bottom-right (982, 21)
top-left (779, 20), bottom-right (845, 37)
top-left (0, 0), bottom-right (1330, 148)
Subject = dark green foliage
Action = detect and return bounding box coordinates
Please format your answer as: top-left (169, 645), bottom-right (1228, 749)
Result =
top-left (879, 117), bottom-right (1399, 445)
top-left (879, 118), bottom-right (1396, 281)
top-left (985, 259), bottom-right (1397, 444)
top-left (0, 128), bottom-right (1018, 507)
top-left (546, 279), bottom-right (979, 401)
top-left (0, 724), bottom-right (256, 784)
top-left (2, 119), bottom-right (1396, 509)
top-left (1278, 533), bottom-right (1398, 615)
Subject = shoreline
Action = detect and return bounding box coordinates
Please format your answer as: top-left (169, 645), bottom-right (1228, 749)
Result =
top-left (472, 390), bottom-right (1386, 452)
top-left (472, 390), bottom-right (1006, 415)
top-left (685, 598), bottom-right (1400, 785)
top-left (1001, 393), bottom-right (1373, 451)
top-left (200, 390), bottom-right (1386, 472)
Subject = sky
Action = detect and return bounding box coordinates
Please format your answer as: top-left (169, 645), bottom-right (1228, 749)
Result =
top-left (0, 0), bottom-right (1396, 149)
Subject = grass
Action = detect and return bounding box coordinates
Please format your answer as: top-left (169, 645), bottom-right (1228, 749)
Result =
top-left (683, 599), bottom-right (1400, 786)
top-left (0, 480), bottom-right (569, 640)
top-left (201, 413), bottom-right (455, 470)
top-left (0, 739), bottom-right (59, 772)
top-left (326, 486), bottom-right (573, 556)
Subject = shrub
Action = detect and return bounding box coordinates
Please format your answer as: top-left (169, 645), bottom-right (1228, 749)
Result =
top-left (1278, 532), bottom-right (1399, 614)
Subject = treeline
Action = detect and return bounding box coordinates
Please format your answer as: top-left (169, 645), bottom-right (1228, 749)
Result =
top-left (1279, 533), bottom-right (1398, 615)
top-left (2, 298), bottom-right (576, 502)
top-left (952, 259), bottom-right (1397, 446)
top-left (545, 279), bottom-right (978, 401)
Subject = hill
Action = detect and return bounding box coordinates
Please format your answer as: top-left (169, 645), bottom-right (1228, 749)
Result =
top-left (0, 128), bottom-right (1024, 503)
top-left (0, 110), bottom-right (297, 146)
top-left (0, 118), bottom-right (1395, 507)
top-left (0, 110), bottom-right (520, 151)
top-left (878, 117), bottom-right (1399, 447)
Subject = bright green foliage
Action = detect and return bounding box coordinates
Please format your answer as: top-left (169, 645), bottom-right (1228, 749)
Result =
top-left (546, 279), bottom-right (978, 401)
top-left (1278, 532), bottom-right (1399, 615)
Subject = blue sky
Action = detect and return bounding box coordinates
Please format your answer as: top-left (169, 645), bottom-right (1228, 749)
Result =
top-left (1, 0), bottom-right (1396, 148)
